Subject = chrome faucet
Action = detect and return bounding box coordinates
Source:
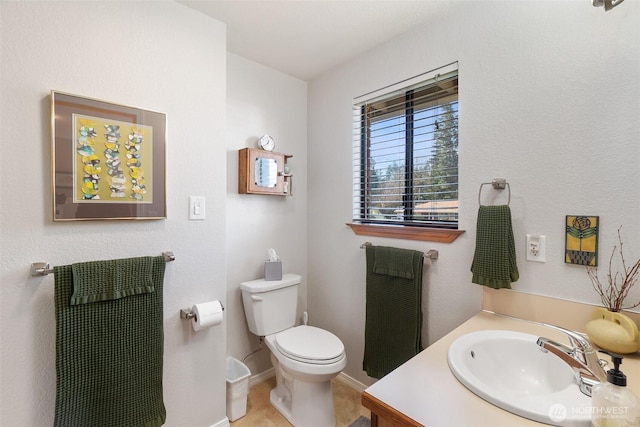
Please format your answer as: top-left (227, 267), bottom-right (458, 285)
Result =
top-left (536, 323), bottom-right (607, 397)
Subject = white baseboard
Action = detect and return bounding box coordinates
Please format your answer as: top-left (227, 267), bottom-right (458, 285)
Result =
top-left (335, 372), bottom-right (368, 393)
top-left (248, 366), bottom-right (275, 387)
top-left (210, 417), bottom-right (230, 427)
top-left (247, 367), bottom-right (367, 394)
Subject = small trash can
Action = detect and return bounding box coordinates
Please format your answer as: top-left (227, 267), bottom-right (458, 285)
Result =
top-left (226, 356), bottom-right (251, 421)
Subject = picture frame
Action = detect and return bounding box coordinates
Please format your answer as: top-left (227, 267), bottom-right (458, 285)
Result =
top-left (51, 91), bottom-right (166, 221)
top-left (565, 215), bottom-right (599, 266)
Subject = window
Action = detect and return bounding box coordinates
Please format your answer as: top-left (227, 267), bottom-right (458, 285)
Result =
top-left (352, 65), bottom-right (459, 230)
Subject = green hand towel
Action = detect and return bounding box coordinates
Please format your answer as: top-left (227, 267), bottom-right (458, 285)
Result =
top-left (471, 205), bottom-right (519, 289)
top-left (363, 246), bottom-right (423, 379)
top-left (372, 246), bottom-right (416, 279)
top-left (54, 255), bottom-right (166, 427)
top-left (71, 255), bottom-right (155, 305)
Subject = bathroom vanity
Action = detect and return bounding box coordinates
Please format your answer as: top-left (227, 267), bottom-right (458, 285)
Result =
top-left (362, 292), bottom-right (640, 427)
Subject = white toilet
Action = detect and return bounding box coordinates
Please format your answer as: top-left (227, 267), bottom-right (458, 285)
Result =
top-left (240, 273), bottom-right (347, 427)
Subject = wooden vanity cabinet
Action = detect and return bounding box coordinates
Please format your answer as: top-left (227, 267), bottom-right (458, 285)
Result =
top-left (238, 148), bottom-right (292, 196)
top-left (362, 391), bottom-right (422, 427)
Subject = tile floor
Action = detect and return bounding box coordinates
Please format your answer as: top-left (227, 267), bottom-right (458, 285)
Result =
top-left (230, 376), bottom-right (370, 427)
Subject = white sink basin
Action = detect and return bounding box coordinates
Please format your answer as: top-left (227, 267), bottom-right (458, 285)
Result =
top-left (448, 330), bottom-right (592, 426)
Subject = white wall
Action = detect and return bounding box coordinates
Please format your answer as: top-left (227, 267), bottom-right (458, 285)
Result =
top-left (0, 2), bottom-right (228, 426)
top-left (308, 1), bottom-right (640, 386)
top-left (2, 0), bottom-right (639, 420)
top-left (225, 53), bottom-right (308, 375)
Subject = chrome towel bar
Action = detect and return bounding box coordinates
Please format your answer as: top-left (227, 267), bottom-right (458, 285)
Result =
top-left (360, 242), bottom-right (438, 260)
top-left (30, 251), bottom-right (175, 276)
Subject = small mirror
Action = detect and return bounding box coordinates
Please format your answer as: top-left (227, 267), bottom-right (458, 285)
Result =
top-left (254, 157), bottom-right (278, 188)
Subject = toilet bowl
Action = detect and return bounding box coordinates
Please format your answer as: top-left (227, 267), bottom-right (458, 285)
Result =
top-left (240, 274), bottom-right (347, 427)
top-left (265, 326), bottom-right (347, 427)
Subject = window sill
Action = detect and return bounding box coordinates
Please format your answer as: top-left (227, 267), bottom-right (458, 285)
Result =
top-left (347, 223), bottom-right (465, 243)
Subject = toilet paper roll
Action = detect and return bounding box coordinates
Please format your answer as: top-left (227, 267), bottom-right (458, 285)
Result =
top-left (192, 300), bottom-right (224, 331)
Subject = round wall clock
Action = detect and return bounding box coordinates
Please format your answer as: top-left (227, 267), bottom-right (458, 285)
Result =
top-left (258, 134), bottom-right (275, 151)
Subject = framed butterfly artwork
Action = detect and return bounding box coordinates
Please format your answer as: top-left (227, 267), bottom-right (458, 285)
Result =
top-left (51, 91), bottom-right (166, 221)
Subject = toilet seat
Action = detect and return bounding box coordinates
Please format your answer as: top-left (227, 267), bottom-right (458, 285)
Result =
top-left (274, 325), bottom-right (344, 365)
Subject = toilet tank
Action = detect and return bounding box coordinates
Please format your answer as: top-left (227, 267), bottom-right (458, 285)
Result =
top-left (240, 273), bottom-right (301, 336)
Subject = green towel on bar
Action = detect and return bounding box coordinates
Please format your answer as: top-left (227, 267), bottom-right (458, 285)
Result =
top-left (54, 255), bottom-right (166, 427)
top-left (363, 246), bottom-right (423, 379)
top-left (373, 246), bottom-right (416, 279)
top-left (71, 256), bottom-right (155, 305)
top-left (471, 205), bottom-right (519, 289)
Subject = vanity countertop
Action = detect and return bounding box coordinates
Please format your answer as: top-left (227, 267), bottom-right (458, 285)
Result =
top-left (362, 310), bottom-right (640, 427)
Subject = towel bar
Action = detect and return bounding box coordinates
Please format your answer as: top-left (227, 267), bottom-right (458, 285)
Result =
top-left (30, 251), bottom-right (175, 276)
top-left (360, 242), bottom-right (438, 260)
top-left (478, 178), bottom-right (511, 206)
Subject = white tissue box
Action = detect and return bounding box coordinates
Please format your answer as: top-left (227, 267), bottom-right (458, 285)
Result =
top-left (264, 261), bottom-right (282, 281)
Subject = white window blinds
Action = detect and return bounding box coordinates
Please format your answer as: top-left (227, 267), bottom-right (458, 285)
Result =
top-left (353, 64), bottom-right (459, 228)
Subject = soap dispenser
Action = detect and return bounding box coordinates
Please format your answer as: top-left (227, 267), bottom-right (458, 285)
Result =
top-left (591, 351), bottom-right (640, 427)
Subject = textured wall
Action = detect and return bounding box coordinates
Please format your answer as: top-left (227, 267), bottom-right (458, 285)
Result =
top-left (225, 53), bottom-right (308, 376)
top-left (307, 1), bottom-right (640, 386)
top-left (0, 2), bottom-right (228, 426)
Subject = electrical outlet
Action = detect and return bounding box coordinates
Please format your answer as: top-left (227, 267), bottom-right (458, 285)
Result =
top-left (526, 234), bottom-right (546, 262)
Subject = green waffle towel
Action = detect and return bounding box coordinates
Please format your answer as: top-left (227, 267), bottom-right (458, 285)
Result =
top-left (363, 246), bottom-right (423, 379)
top-left (372, 246), bottom-right (416, 279)
top-left (54, 255), bottom-right (166, 427)
top-left (70, 256), bottom-right (155, 305)
top-left (471, 205), bottom-right (519, 289)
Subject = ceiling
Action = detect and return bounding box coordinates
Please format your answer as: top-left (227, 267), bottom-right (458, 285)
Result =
top-left (178, 0), bottom-right (457, 81)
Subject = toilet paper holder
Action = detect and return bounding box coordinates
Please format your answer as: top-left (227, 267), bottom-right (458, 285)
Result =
top-left (180, 303), bottom-right (225, 321)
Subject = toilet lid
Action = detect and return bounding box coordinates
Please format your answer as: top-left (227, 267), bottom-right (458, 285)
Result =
top-left (275, 325), bottom-right (345, 365)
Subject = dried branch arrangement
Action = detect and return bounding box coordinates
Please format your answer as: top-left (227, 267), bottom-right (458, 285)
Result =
top-left (587, 226), bottom-right (640, 312)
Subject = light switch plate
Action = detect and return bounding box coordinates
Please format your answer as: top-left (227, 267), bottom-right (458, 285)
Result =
top-left (189, 196), bottom-right (205, 220)
top-left (526, 234), bottom-right (546, 262)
